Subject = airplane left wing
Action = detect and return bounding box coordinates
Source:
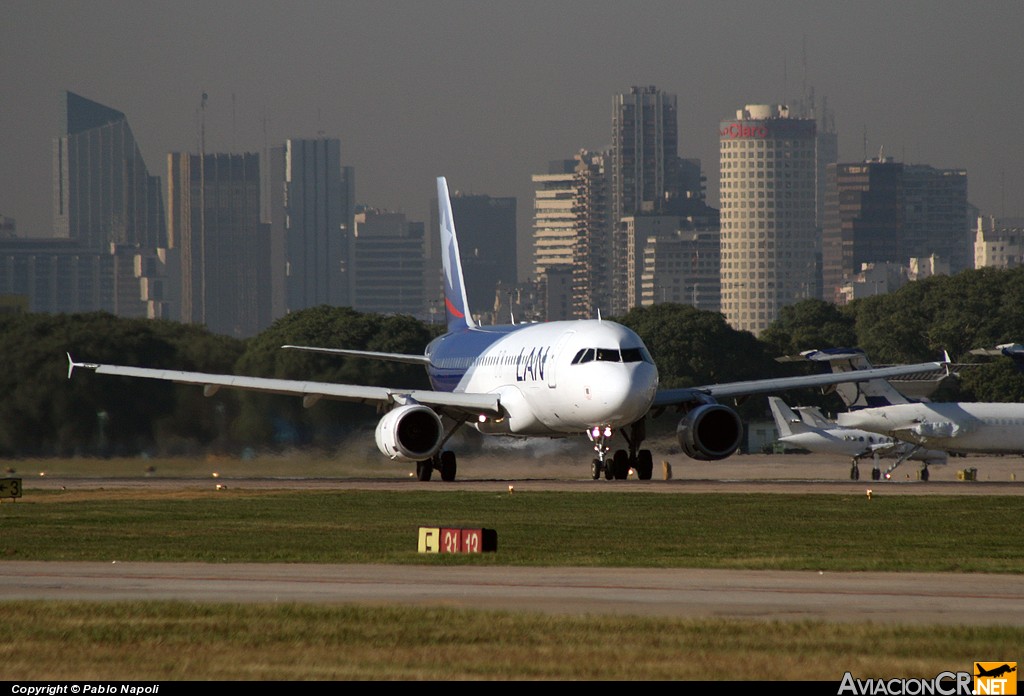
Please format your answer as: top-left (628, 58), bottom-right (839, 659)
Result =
top-left (652, 359), bottom-right (946, 408)
top-left (67, 355), bottom-right (499, 416)
top-left (281, 345), bottom-right (432, 366)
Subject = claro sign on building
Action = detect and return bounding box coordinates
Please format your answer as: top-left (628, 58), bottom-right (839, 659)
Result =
top-left (719, 118), bottom-right (815, 140)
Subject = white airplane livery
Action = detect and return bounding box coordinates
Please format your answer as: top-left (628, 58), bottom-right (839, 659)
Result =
top-left (67, 178), bottom-right (945, 482)
top-left (768, 397), bottom-right (947, 480)
top-left (838, 402), bottom-right (1024, 459)
top-left (796, 344), bottom-right (1024, 478)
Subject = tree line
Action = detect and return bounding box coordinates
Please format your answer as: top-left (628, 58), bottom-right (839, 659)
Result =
top-left (3, 266), bottom-right (1023, 457)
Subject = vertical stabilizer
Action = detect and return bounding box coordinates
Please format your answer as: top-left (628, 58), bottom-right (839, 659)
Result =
top-left (792, 348), bottom-right (913, 409)
top-left (768, 397), bottom-right (810, 437)
top-left (437, 177), bottom-right (476, 331)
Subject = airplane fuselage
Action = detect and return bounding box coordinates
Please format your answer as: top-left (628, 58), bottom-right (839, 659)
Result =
top-left (778, 429), bottom-right (946, 463)
top-left (425, 319), bottom-right (659, 436)
top-left (838, 402), bottom-right (1024, 453)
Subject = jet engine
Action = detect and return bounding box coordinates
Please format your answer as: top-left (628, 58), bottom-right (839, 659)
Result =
top-left (676, 403), bottom-right (744, 460)
top-left (375, 404), bottom-right (444, 461)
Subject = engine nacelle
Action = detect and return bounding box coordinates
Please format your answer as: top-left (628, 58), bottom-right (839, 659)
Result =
top-left (676, 403), bottom-right (743, 461)
top-left (375, 404), bottom-right (444, 461)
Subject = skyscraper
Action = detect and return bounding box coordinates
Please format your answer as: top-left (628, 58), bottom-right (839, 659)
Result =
top-left (822, 160), bottom-right (903, 302)
top-left (349, 210), bottom-right (425, 317)
top-left (719, 104), bottom-right (818, 335)
top-left (167, 152), bottom-right (270, 337)
top-left (610, 86), bottom-right (686, 313)
top-left (531, 160), bottom-right (576, 279)
top-left (430, 191), bottom-right (517, 317)
top-left (53, 91), bottom-right (165, 249)
top-left (268, 138), bottom-right (353, 318)
top-left (822, 159), bottom-right (970, 303)
top-left (572, 150), bottom-right (612, 319)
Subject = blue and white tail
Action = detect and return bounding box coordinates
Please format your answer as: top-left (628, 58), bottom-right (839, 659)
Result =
top-left (436, 177), bottom-right (476, 332)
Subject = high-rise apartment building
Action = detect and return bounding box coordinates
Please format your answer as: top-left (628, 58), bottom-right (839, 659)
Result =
top-left (610, 86), bottom-right (681, 314)
top-left (268, 138), bottom-right (353, 319)
top-left (531, 160), bottom-right (577, 279)
top-left (53, 91), bottom-right (165, 249)
top-left (349, 210), bottom-right (425, 317)
top-left (719, 104), bottom-right (818, 335)
top-left (822, 160), bottom-right (903, 302)
top-left (975, 216), bottom-right (1024, 269)
top-left (635, 201), bottom-right (721, 312)
top-left (822, 159), bottom-right (970, 302)
top-left (167, 152), bottom-right (270, 337)
top-left (571, 151), bottom-right (612, 320)
top-left (529, 151), bottom-right (616, 320)
top-left (903, 164), bottom-right (970, 273)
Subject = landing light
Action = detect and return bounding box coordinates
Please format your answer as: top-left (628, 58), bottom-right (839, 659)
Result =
top-left (603, 426), bottom-right (612, 438)
top-left (478, 414), bottom-right (487, 423)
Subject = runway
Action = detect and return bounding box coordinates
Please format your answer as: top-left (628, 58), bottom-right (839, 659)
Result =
top-left (2, 561), bottom-right (1022, 626)
top-left (6, 452), bottom-right (1023, 625)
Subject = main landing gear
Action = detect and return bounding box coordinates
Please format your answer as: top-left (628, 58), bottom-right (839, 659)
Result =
top-left (416, 450), bottom-right (458, 482)
top-left (851, 447), bottom-right (930, 482)
top-left (588, 420), bottom-right (654, 481)
top-left (415, 419), bottom-right (464, 482)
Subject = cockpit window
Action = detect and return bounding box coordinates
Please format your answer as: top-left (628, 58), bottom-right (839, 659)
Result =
top-left (571, 348), bottom-right (594, 364)
top-left (620, 348), bottom-right (646, 363)
top-left (618, 348), bottom-right (651, 364)
top-left (572, 346), bottom-right (653, 364)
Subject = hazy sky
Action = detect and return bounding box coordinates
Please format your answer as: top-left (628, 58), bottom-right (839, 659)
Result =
top-left (3, 0), bottom-right (1023, 276)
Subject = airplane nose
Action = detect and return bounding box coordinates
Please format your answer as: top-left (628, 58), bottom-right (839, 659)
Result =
top-left (620, 363), bottom-right (658, 420)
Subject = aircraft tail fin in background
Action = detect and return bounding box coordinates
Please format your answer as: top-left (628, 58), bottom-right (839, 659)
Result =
top-left (437, 177), bottom-right (476, 332)
top-left (971, 343), bottom-right (1024, 372)
top-left (768, 397), bottom-right (812, 437)
top-left (780, 348), bottom-right (915, 410)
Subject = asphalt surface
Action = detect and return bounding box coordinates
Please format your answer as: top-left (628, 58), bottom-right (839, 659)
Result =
top-left (5, 452), bottom-right (1023, 625)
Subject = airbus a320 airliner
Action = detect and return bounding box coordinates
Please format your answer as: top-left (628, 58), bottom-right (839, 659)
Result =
top-left (68, 178), bottom-right (945, 481)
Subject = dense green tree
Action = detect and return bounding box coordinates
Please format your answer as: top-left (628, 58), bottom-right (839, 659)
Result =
top-left (231, 306), bottom-right (436, 448)
top-left (617, 304), bottom-right (783, 389)
top-left (760, 299), bottom-right (857, 357)
top-left (850, 267), bottom-right (1024, 366)
top-left (0, 313), bottom-right (244, 456)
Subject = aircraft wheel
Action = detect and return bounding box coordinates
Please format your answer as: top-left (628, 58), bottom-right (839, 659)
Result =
top-left (636, 450), bottom-right (654, 480)
top-left (850, 464), bottom-right (860, 481)
top-left (591, 459), bottom-right (602, 480)
top-left (871, 467), bottom-right (881, 481)
top-left (440, 451), bottom-right (457, 482)
top-left (604, 461), bottom-right (614, 480)
top-left (416, 460), bottom-right (433, 481)
top-left (920, 466), bottom-right (929, 482)
top-left (612, 449), bottom-right (630, 480)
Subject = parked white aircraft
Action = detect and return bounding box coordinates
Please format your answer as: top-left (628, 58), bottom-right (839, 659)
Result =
top-left (838, 402), bottom-right (1024, 472)
top-left (792, 345), bottom-right (1024, 479)
top-left (768, 397), bottom-right (947, 480)
top-left (66, 178), bottom-right (945, 482)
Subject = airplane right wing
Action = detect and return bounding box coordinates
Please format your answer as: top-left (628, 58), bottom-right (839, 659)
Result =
top-left (652, 359), bottom-right (947, 408)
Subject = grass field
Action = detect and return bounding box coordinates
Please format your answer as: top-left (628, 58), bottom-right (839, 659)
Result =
top-left (1, 461), bottom-right (1022, 680)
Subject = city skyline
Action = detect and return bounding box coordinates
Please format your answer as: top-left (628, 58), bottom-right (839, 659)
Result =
top-left (3, 1), bottom-right (1023, 283)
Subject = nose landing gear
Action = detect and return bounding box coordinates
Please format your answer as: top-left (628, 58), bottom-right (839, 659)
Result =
top-left (588, 425), bottom-right (613, 480)
top-left (587, 421), bottom-right (655, 481)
